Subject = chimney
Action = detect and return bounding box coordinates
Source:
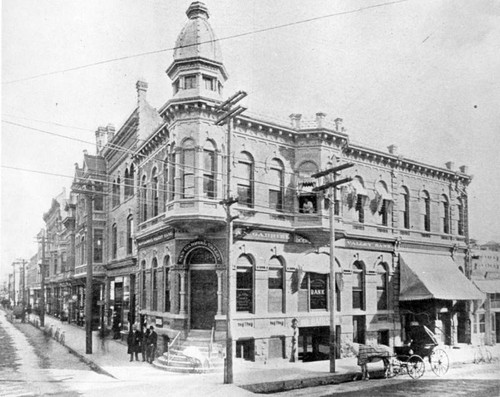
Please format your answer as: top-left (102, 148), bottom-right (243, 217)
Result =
top-left (315, 112), bottom-right (326, 128)
top-left (387, 144), bottom-right (398, 155)
top-left (106, 124), bottom-right (115, 142)
top-left (83, 149), bottom-right (88, 155)
top-left (136, 80), bottom-right (148, 108)
top-left (459, 165), bottom-right (469, 174)
top-left (289, 113), bottom-right (302, 129)
top-left (95, 126), bottom-right (107, 153)
top-left (445, 161), bottom-right (455, 170)
top-left (334, 118), bottom-right (343, 132)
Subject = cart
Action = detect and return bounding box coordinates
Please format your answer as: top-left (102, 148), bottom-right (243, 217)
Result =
top-left (388, 325), bottom-right (449, 379)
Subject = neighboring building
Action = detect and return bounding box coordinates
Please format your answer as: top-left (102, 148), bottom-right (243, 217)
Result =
top-left (471, 241), bottom-right (500, 279)
top-left (23, 1), bottom-right (486, 364)
top-left (26, 253), bottom-right (40, 310)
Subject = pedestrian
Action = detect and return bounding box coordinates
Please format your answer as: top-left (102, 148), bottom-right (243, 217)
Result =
top-left (127, 326), bottom-right (141, 361)
top-left (112, 312), bottom-right (121, 339)
top-left (147, 326), bottom-right (158, 364)
top-left (142, 326), bottom-right (150, 362)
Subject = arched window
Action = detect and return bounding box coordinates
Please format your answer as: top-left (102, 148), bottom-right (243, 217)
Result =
top-left (268, 256), bottom-right (283, 313)
top-left (352, 261), bottom-right (365, 310)
top-left (112, 178), bottom-right (120, 207)
top-left (203, 141), bottom-right (216, 199)
top-left (297, 161), bottom-right (318, 214)
top-left (421, 190), bottom-right (431, 232)
top-left (94, 182), bottom-right (104, 211)
top-left (163, 156), bottom-right (169, 204)
top-left (269, 159), bottom-right (284, 211)
top-left (151, 258), bottom-right (158, 311)
top-left (152, 168), bottom-right (159, 217)
top-left (182, 139), bottom-right (195, 199)
top-left (141, 175), bottom-right (147, 222)
top-left (124, 168), bottom-right (130, 198)
top-left (376, 181), bottom-right (392, 226)
top-left (141, 260), bottom-right (147, 310)
top-left (81, 236), bottom-right (85, 264)
top-left (126, 215), bottom-right (133, 255)
top-left (129, 164), bottom-right (135, 197)
top-left (376, 263), bottom-right (388, 310)
top-left (352, 177), bottom-right (367, 223)
top-left (441, 194), bottom-right (450, 234)
top-left (164, 256), bottom-right (171, 312)
top-left (457, 198), bottom-right (465, 236)
top-left (237, 152), bottom-right (254, 207)
top-left (400, 186), bottom-right (410, 229)
top-left (236, 255), bottom-right (253, 313)
top-left (111, 223), bottom-right (118, 259)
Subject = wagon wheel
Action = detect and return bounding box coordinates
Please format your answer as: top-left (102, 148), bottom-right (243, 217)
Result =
top-left (430, 348), bottom-right (449, 376)
top-left (407, 355), bottom-right (425, 379)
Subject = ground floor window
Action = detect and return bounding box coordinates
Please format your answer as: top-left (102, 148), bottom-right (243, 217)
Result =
top-left (268, 336), bottom-right (285, 359)
top-left (299, 273), bottom-right (327, 311)
top-left (237, 255), bottom-right (253, 312)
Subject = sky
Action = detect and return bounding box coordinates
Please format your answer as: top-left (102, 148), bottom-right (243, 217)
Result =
top-left (1, 0), bottom-right (500, 283)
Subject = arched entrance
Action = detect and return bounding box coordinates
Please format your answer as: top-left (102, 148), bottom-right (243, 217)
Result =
top-left (187, 247), bottom-right (218, 330)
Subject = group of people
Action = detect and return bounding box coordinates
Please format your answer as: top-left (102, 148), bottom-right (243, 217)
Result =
top-left (127, 324), bottom-right (158, 363)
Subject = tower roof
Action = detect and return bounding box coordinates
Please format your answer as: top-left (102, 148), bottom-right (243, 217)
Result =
top-left (172, 2), bottom-right (223, 64)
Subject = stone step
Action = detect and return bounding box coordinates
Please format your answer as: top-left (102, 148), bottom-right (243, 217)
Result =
top-left (153, 360), bottom-right (223, 374)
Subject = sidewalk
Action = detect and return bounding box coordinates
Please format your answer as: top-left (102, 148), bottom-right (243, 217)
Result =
top-left (17, 313), bottom-right (500, 394)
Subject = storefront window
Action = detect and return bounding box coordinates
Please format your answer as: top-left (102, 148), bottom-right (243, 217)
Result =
top-left (236, 255), bottom-right (253, 312)
top-left (164, 256), bottom-right (171, 312)
top-left (299, 273), bottom-right (328, 310)
top-left (268, 256), bottom-right (283, 313)
top-left (352, 261), bottom-right (365, 310)
top-left (376, 263), bottom-right (388, 310)
top-left (152, 258), bottom-right (158, 311)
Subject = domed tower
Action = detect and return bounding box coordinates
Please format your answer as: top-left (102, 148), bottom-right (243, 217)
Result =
top-left (166, 2), bottom-right (228, 102)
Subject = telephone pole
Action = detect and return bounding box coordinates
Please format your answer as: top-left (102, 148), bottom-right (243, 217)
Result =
top-left (40, 231), bottom-right (47, 327)
top-left (216, 91), bottom-right (247, 385)
top-left (312, 162), bottom-right (353, 373)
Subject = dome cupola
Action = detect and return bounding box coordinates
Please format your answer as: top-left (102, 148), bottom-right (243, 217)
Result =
top-left (167, 2), bottom-right (228, 101)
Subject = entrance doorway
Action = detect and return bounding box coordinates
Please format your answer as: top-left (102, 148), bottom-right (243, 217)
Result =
top-left (496, 313), bottom-right (500, 344)
top-left (190, 270), bottom-right (217, 329)
top-left (353, 316), bottom-right (366, 344)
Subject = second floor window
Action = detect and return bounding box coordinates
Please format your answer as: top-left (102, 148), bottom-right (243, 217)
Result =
top-left (237, 152), bottom-right (254, 207)
top-left (269, 159), bottom-right (284, 211)
top-left (184, 75), bottom-right (197, 89)
top-left (182, 140), bottom-right (195, 199)
top-left (112, 177), bottom-right (120, 207)
top-left (400, 186), bottom-right (410, 229)
top-left (111, 224), bottom-right (117, 259)
top-left (203, 141), bottom-right (216, 199)
top-left (152, 168), bottom-right (159, 217)
top-left (126, 215), bottom-right (133, 255)
top-left (421, 191), bottom-right (431, 232)
top-left (94, 229), bottom-right (103, 263)
top-left (441, 195), bottom-right (450, 234)
top-left (94, 182), bottom-right (104, 211)
top-left (141, 176), bottom-right (147, 222)
top-left (457, 198), bottom-right (465, 236)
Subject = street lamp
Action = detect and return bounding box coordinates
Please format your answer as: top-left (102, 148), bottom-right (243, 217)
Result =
top-left (312, 162), bottom-right (353, 373)
top-left (216, 91), bottom-right (247, 385)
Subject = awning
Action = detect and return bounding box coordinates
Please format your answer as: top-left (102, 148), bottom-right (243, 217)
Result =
top-left (473, 279), bottom-right (500, 294)
top-left (399, 253), bottom-right (485, 301)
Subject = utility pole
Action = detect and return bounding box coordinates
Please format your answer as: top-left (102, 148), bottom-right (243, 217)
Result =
top-left (40, 231), bottom-right (46, 327)
top-left (312, 162), bottom-right (353, 373)
top-left (73, 179), bottom-right (95, 354)
top-left (216, 91), bottom-right (247, 385)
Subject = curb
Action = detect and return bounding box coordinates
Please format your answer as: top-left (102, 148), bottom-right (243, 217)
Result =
top-left (239, 369), bottom-right (386, 394)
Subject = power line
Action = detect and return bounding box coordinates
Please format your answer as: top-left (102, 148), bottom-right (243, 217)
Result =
top-left (2, 0), bottom-right (410, 85)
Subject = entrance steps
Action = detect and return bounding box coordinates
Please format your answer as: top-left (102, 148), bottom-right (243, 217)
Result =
top-left (153, 330), bottom-right (225, 374)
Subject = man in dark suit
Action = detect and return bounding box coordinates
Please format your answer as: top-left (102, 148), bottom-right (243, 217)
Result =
top-left (147, 325), bottom-right (158, 364)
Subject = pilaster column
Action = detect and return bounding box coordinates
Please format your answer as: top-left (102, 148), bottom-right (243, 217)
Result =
top-left (179, 270), bottom-right (186, 314)
top-left (216, 270), bottom-right (223, 315)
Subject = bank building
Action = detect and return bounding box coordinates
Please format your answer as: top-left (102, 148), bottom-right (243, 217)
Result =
top-left (39, 1), bottom-right (485, 369)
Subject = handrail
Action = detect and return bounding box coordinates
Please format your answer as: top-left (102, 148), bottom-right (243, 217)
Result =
top-left (167, 331), bottom-right (181, 364)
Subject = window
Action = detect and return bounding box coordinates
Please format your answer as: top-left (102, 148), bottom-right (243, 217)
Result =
top-left (173, 79), bottom-right (180, 94)
top-left (168, 149), bottom-right (176, 201)
top-left (491, 293), bottom-right (500, 309)
top-left (335, 272), bottom-right (342, 312)
top-left (352, 261), bottom-right (365, 310)
top-left (268, 256), bottom-right (283, 313)
top-left (184, 75), bottom-right (196, 89)
top-left (203, 141), bottom-right (216, 199)
top-left (112, 176), bottom-right (121, 207)
top-left (355, 195), bottom-right (365, 223)
top-left (80, 236), bottom-right (85, 264)
top-left (421, 191), bottom-right (431, 232)
top-left (111, 224), bottom-right (117, 259)
top-left (126, 215), bottom-right (133, 255)
top-left (400, 186), bottom-right (410, 229)
top-left (300, 273), bottom-right (328, 310)
top-left (236, 255), bottom-right (253, 312)
top-left (376, 263), bottom-right (388, 310)
top-left (151, 258), bottom-right (158, 311)
top-left (352, 178), bottom-right (367, 223)
top-left (164, 256), bottom-right (171, 312)
top-left (457, 198), bottom-right (465, 236)
top-left (203, 75), bottom-right (216, 91)
top-left (479, 313), bottom-right (486, 333)
top-left (237, 152), bottom-right (254, 207)
top-left (182, 139), bottom-right (195, 199)
top-left (269, 159), bottom-right (284, 211)
top-left (141, 175), bottom-right (147, 221)
top-left (94, 182), bottom-right (104, 210)
top-left (141, 261), bottom-right (147, 310)
top-left (441, 195), bottom-right (450, 234)
top-left (124, 165), bottom-right (135, 199)
top-left (129, 164), bottom-right (135, 197)
top-left (152, 168), bottom-right (159, 217)
top-left (94, 229), bottom-right (103, 263)
top-left (163, 156), bottom-right (169, 204)
top-left (376, 182), bottom-right (391, 226)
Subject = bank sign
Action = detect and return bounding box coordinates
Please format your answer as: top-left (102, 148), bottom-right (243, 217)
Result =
top-left (137, 229), bottom-right (175, 248)
top-left (235, 228), bottom-right (310, 244)
top-left (345, 239), bottom-right (393, 252)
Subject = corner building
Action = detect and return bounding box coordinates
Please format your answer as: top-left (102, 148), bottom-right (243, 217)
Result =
top-left (102, 2), bottom-right (484, 362)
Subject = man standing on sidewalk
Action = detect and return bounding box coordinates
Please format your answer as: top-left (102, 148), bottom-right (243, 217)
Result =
top-left (147, 326), bottom-right (158, 364)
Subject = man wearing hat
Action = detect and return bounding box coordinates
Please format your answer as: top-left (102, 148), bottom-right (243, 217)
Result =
top-left (146, 325), bottom-right (158, 364)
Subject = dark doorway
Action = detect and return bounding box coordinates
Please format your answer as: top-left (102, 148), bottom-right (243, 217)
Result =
top-left (190, 270), bottom-right (217, 329)
top-left (457, 311), bottom-right (469, 344)
top-left (353, 316), bottom-right (366, 344)
top-left (377, 329), bottom-right (390, 346)
top-left (298, 326), bottom-right (329, 362)
top-left (496, 313), bottom-right (500, 344)
top-left (236, 338), bottom-right (254, 361)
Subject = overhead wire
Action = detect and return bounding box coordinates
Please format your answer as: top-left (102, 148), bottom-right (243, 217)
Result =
top-left (2, 0), bottom-right (411, 85)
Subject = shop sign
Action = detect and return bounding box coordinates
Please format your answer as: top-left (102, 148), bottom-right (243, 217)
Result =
top-left (177, 239), bottom-right (223, 264)
top-left (236, 290), bottom-right (253, 312)
top-left (345, 239), bottom-right (393, 252)
top-left (235, 228), bottom-right (311, 244)
top-left (310, 275), bottom-right (327, 310)
top-left (137, 228), bottom-right (175, 248)
top-left (155, 317), bottom-right (163, 328)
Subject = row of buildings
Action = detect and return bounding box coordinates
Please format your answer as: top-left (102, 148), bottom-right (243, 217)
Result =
top-left (5, 2), bottom-right (499, 363)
